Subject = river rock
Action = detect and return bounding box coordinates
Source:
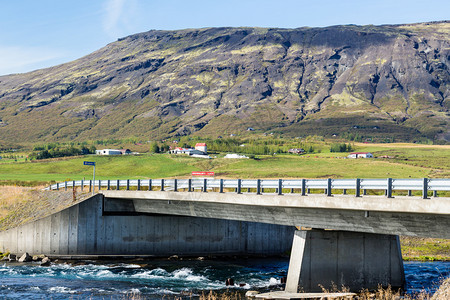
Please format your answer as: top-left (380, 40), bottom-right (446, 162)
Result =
top-left (32, 254), bottom-right (46, 261)
top-left (40, 257), bottom-right (51, 266)
top-left (8, 254), bottom-right (17, 261)
top-left (245, 291), bottom-right (259, 298)
top-left (18, 252), bottom-right (32, 262)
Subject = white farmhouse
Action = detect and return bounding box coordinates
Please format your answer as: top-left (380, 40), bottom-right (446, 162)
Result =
top-left (96, 149), bottom-right (123, 155)
top-left (347, 152), bottom-right (374, 159)
top-left (195, 143), bottom-right (207, 153)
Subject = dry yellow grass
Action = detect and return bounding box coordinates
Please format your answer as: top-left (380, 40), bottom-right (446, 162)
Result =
top-left (0, 185), bottom-right (91, 231)
top-left (353, 142), bottom-right (450, 149)
top-left (0, 186), bottom-right (35, 218)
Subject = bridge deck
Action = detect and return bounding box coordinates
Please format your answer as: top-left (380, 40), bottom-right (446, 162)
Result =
top-left (102, 190), bottom-right (450, 239)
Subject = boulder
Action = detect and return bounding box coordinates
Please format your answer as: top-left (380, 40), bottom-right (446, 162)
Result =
top-left (40, 257), bottom-right (51, 266)
top-left (32, 254), bottom-right (46, 261)
top-left (18, 252), bottom-right (32, 262)
top-left (8, 254), bottom-right (16, 262)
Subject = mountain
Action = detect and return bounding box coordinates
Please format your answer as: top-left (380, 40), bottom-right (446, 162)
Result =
top-left (0, 21), bottom-right (449, 145)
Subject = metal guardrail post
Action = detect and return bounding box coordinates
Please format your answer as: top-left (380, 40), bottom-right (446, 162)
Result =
top-left (161, 179), bottom-right (165, 191)
top-left (343, 189), bottom-right (347, 195)
top-left (408, 190), bottom-right (412, 196)
top-left (98, 180), bottom-right (101, 191)
top-left (433, 190), bottom-right (437, 197)
top-left (107, 180), bottom-right (110, 190)
top-left (56, 183), bottom-right (59, 190)
top-left (89, 180), bottom-right (92, 192)
top-left (137, 179), bottom-right (141, 191)
top-left (203, 179), bottom-right (207, 192)
top-left (387, 178), bottom-right (393, 198)
top-left (174, 179), bottom-right (178, 192)
top-left (256, 179), bottom-right (261, 195)
top-left (65, 181), bottom-right (67, 191)
top-left (356, 178), bottom-right (361, 197)
top-left (81, 180), bottom-right (84, 191)
top-left (126, 179), bottom-right (130, 190)
top-left (188, 179), bottom-right (192, 192)
top-left (219, 179), bottom-right (224, 193)
top-left (363, 189), bottom-right (367, 195)
top-left (423, 178), bottom-right (428, 199)
top-left (301, 179), bottom-right (306, 196)
top-left (237, 179), bottom-right (242, 194)
top-left (326, 178), bottom-right (332, 196)
top-left (72, 181), bottom-right (75, 190)
top-left (148, 179), bottom-right (152, 191)
top-left (278, 179), bottom-right (283, 195)
top-left (117, 179), bottom-right (120, 190)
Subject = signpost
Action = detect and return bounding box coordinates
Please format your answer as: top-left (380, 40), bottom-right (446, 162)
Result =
top-left (83, 161), bottom-right (96, 195)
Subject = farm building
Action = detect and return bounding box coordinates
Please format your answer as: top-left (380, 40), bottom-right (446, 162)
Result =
top-left (195, 143), bottom-right (207, 153)
top-left (347, 152), bottom-right (374, 159)
top-left (96, 149), bottom-right (123, 155)
top-left (170, 147), bottom-right (206, 156)
top-left (119, 149), bottom-right (132, 155)
top-left (288, 148), bottom-right (305, 154)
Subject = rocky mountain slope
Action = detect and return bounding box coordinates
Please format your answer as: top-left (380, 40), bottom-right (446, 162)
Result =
top-left (0, 22), bottom-right (449, 145)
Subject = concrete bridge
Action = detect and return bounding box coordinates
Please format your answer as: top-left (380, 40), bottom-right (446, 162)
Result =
top-left (2, 178), bottom-right (449, 295)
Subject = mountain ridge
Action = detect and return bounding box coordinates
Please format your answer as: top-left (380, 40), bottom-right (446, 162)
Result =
top-left (0, 21), bottom-right (449, 145)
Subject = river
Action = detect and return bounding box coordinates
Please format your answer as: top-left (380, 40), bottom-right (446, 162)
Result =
top-left (0, 258), bottom-right (448, 299)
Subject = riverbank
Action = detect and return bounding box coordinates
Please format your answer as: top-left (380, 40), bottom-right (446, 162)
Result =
top-left (401, 237), bottom-right (450, 261)
top-left (0, 185), bottom-right (91, 231)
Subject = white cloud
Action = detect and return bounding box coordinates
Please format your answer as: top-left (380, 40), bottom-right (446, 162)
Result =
top-left (0, 46), bottom-right (66, 76)
top-left (102, 0), bottom-right (138, 38)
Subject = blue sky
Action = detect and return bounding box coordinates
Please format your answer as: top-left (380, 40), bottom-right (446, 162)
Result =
top-left (0, 0), bottom-right (448, 76)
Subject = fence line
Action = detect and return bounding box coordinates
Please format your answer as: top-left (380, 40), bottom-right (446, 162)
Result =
top-left (46, 178), bottom-right (450, 199)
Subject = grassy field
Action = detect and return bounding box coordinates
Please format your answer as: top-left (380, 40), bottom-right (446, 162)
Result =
top-left (401, 237), bottom-right (450, 261)
top-left (0, 143), bottom-right (448, 184)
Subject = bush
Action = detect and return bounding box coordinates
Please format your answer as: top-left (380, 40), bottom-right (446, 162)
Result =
top-left (330, 143), bottom-right (353, 153)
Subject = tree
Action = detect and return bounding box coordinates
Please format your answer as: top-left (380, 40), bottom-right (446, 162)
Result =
top-left (89, 145), bottom-right (97, 154)
top-left (150, 142), bottom-right (160, 153)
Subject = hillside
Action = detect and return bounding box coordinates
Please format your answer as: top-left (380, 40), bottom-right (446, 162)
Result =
top-left (0, 22), bottom-right (449, 145)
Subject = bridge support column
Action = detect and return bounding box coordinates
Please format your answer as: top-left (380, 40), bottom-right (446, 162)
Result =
top-left (285, 229), bottom-right (405, 293)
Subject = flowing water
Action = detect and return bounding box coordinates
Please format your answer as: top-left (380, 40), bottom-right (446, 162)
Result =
top-left (0, 258), bottom-right (448, 299)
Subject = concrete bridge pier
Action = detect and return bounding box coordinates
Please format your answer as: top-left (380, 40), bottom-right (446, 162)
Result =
top-left (285, 229), bottom-right (405, 293)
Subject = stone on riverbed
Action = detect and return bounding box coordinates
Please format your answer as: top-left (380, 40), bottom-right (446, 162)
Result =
top-left (18, 252), bottom-right (32, 262)
top-left (32, 254), bottom-right (47, 261)
top-left (40, 257), bottom-right (51, 266)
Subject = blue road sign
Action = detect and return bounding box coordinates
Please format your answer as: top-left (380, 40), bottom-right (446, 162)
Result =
top-left (83, 161), bottom-right (95, 166)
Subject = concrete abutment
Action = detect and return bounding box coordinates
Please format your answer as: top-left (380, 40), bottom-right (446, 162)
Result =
top-left (285, 229), bottom-right (405, 293)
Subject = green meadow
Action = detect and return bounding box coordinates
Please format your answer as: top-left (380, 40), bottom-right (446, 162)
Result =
top-left (0, 143), bottom-right (448, 184)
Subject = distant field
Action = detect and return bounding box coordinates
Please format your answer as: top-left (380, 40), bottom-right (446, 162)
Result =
top-left (0, 143), bottom-right (448, 184)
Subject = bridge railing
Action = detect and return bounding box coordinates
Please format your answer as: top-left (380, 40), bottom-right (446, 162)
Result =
top-left (46, 178), bottom-right (450, 199)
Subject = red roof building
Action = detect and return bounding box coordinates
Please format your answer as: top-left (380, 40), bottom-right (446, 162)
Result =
top-left (195, 143), bottom-right (207, 153)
